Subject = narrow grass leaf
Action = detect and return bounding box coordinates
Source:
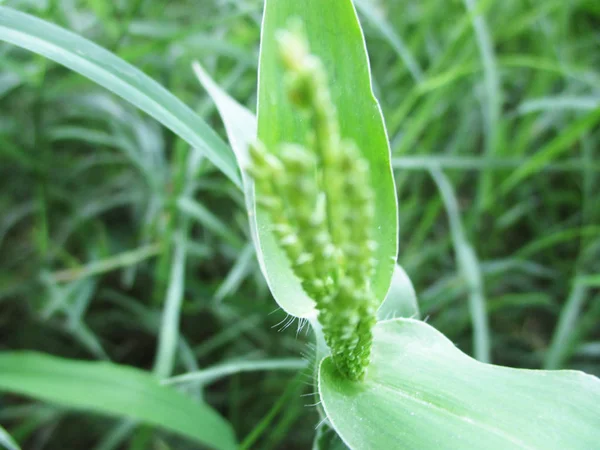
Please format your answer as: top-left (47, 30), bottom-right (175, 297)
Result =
top-left (51, 244), bottom-right (161, 282)
top-left (239, 373), bottom-right (305, 450)
top-left (192, 62), bottom-right (274, 282)
top-left (319, 319), bottom-right (600, 450)
top-left (501, 107), bottom-right (600, 195)
top-left (93, 420), bottom-right (136, 450)
top-left (462, 0), bottom-right (502, 212)
top-left (354, 0), bottom-right (422, 82)
top-left (0, 425), bottom-right (20, 450)
top-left (194, 61), bottom-right (314, 317)
top-left (0, 6), bottom-right (241, 187)
top-left (214, 243), bottom-right (255, 302)
top-left (392, 155), bottom-right (600, 172)
top-left (431, 168), bottom-right (490, 362)
top-left (153, 229), bottom-right (187, 379)
top-left (0, 352), bottom-right (236, 450)
top-left (578, 274), bottom-right (600, 287)
top-left (164, 358), bottom-right (307, 386)
top-left (544, 279), bottom-right (589, 369)
top-left (178, 197), bottom-right (244, 249)
top-left (517, 96), bottom-right (600, 115)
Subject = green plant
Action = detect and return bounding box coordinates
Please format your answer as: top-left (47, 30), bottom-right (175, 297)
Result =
top-left (249, 23), bottom-right (380, 381)
top-left (1, 0), bottom-right (600, 449)
top-left (201, 0), bottom-right (600, 447)
top-left (236, 3), bottom-right (600, 447)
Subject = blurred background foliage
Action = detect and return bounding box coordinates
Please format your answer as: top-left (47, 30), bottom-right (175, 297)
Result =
top-left (1, 0), bottom-right (599, 448)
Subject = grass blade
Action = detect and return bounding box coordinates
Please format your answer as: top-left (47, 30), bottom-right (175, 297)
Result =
top-left (501, 107), bottom-right (600, 195)
top-left (544, 279), bottom-right (589, 370)
top-left (462, 0), bottom-right (502, 213)
top-left (0, 6), bottom-right (241, 187)
top-left (431, 168), bottom-right (490, 362)
top-left (153, 228), bottom-right (187, 379)
top-left (51, 244), bottom-right (161, 283)
top-left (0, 352), bottom-right (236, 450)
top-left (164, 358), bottom-right (307, 386)
top-left (0, 425), bottom-right (20, 450)
top-left (354, 0), bottom-right (423, 83)
top-left (239, 373), bottom-right (305, 450)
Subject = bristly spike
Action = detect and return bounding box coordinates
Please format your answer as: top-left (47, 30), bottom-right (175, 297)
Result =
top-left (248, 20), bottom-right (378, 381)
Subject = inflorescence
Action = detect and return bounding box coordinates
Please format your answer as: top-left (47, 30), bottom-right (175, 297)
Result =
top-left (248, 22), bottom-right (378, 381)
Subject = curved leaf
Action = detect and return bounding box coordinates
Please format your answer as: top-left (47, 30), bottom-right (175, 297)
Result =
top-left (313, 423), bottom-right (348, 450)
top-left (0, 352), bottom-right (236, 450)
top-left (377, 264), bottom-right (419, 320)
top-left (319, 319), bottom-right (600, 450)
top-left (192, 62), bottom-right (271, 286)
top-left (0, 426), bottom-right (20, 450)
top-left (0, 6), bottom-right (241, 187)
top-left (255, 0), bottom-right (398, 317)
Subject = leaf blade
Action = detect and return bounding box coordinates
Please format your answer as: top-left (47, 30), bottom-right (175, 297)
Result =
top-left (0, 6), bottom-right (241, 187)
top-left (319, 319), bottom-right (600, 450)
top-left (0, 425), bottom-right (20, 450)
top-left (0, 352), bottom-right (236, 450)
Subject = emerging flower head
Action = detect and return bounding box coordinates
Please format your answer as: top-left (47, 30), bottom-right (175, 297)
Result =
top-left (249, 21), bottom-right (378, 381)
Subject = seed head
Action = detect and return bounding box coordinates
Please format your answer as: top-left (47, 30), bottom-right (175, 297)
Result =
top-left (249, 21), bottom-right (379, 381)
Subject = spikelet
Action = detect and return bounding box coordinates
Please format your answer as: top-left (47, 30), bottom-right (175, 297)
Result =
top-left (249, 21), bottom-right (378, 381)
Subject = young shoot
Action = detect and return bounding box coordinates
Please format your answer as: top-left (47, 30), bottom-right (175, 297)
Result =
top-left (248, 21), bottom-right (378, 381)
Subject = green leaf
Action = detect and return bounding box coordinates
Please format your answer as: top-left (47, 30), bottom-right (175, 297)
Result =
top-left (0, 352), bottom-right (236, 450)
top-left (255, 0), bottom-right (398, 317)
top-left (501, 107), bottom-right (600, 196)
top-left (319, 319), bottom-right (600, 450)
top-left (0, 425), bottom-right (20, 450)
top-left (431, 168), bottom-right (490, 362)
top-left (0, 6), bottom-right (241, 187)
top-left (193, 0), bottom-right (400, 317)
top-left (313, 423), bottom-right (348, 450)
top-left (377, 264), bottom-right (419, 321)
top-left (192, 62), bottom-right (268, 285)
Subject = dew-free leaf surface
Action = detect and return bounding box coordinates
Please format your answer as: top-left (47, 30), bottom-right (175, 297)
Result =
top-left (319, 319), bottom-right (600, 450)
top-left (0, 352), bottom-right (236, 450)
top-left (0, 6), bottom-right (240, 187)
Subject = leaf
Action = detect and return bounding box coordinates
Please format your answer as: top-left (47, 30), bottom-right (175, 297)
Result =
top-left (0, 6), bottom-right (241, 187)
top-left (544, 277), bottom-right (590, 370)
top-left (377, 264), bottom-right (419, 320)
top-left (319, 319), bottom-right (600, 450)
top-left (164, 358), bottom-right (307, 386)
top-left (193, 2), bottom-right (400, 316)
top-left (191, 62), bottom-right (270, 288)
top-left (501, 107), bottom-right (600, 196)
top-left (431, 168), bottom-right (490, 362)
top-left (192, 61), bottom-right (304, 317)
top-left (0, 425), bottom-right (20, 450)
top-left (254, 0), bottom-right (398, 317)
top-left (353, 0), bottom-right (422, 82)
top-left (192, 62), bottom-right (256, 170)
top-left (0, 352), bottom-right (236, 450)
top-left (313, 423), bottom-right (348, 450)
